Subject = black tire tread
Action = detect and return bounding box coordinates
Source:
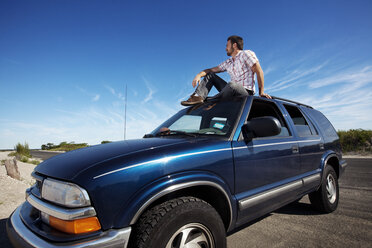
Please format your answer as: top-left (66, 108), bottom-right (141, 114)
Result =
top-left (309, 166), bottom-right (339, 213)
top-left (130, 196), bottom-right (217, 248)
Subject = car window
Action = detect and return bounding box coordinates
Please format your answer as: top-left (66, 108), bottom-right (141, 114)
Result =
top-left (247, 100), bottom-right (291, 137)
top-left (284, 104), bottom-right (316, 137)
top-left (149, 98), bottom-right (245, 138)
top-left (169, 115), bottom-right (202, 132)
top-left (305, 108), bottom-right (338, 139)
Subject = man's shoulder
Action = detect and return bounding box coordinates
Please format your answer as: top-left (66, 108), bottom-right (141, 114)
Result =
top-left (243, 50), bottom-right (256, 56)
top-left (242, 50), bottom-right (258, 62)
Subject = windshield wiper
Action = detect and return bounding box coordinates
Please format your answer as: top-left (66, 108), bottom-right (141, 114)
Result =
top-left (144, 130), bottom-right (198, 138)
top-left (167, 130), bottom-right (198, 137)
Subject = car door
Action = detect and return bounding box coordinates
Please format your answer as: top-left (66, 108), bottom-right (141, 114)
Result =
top-left (232, 98), bottom-right (301, 225)
top-left (283, 104), bottom-right (324, 175)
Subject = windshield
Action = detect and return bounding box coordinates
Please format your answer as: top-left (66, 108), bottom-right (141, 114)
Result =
top-left (147, 98), bottom-right (245, 138)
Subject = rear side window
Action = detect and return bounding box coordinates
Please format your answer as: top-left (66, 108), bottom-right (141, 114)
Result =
top-left (306, 108), bottom-right (338, 138)
top-left (284, 104), bottom-right (315, 137)
top-left (248, 100), bottom-right (291, 137)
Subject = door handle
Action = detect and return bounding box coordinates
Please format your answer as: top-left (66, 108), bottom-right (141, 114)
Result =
top-left (292, 145), bottom-right (299, 154)
top-left (319, 143), bottom-right (325, 150)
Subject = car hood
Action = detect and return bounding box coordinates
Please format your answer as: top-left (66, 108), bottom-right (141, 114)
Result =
top-left (35, 138), bottom-right (194, 181)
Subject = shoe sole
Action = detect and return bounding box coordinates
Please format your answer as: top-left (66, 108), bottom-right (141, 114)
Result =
top-left (181, 100), bottom-right (203, 106)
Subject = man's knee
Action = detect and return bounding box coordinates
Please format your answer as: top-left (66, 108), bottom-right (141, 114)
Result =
top-left (205, 72), bottom-right (217, 80)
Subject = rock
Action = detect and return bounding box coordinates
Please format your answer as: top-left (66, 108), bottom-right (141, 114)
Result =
top-left (4, 158), bottom-right (21, 180)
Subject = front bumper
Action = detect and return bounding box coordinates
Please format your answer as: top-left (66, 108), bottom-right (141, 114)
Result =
top-left (7, 205), bottom-right (131, 248)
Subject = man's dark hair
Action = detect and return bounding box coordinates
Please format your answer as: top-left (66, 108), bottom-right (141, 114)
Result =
top-left (227, 35), bottom-right (244, 50)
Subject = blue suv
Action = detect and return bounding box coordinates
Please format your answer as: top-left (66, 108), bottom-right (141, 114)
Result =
top-left (7, 96), bottom-right (347, 248)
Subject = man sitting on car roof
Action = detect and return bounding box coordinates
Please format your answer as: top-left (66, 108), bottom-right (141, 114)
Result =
top-left (181, 35), bottom-right (271, 106)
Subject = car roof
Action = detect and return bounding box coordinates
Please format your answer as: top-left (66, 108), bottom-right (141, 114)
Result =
top-left (270, 96), bottom-right (313, 109)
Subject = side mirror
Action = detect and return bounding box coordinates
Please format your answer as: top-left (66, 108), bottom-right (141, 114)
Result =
top-left (242, 116), bottom-right (282, 141)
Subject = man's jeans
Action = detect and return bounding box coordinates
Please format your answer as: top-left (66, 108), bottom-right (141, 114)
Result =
top-left (195, 73), bottom-right (253, 100)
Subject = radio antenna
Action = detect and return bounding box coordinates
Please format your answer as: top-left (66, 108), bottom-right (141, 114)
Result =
top-left (124, 84), bottom-right (127, 140)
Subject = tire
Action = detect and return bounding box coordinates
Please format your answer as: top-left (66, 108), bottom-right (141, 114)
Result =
top-left (309, 166), bottom-right (339, 213)
top-left (129, 196), bottom-right (226, 248)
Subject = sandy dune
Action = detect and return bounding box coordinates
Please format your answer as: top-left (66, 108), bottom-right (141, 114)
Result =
top-left (0, 151), bottom-right (37, 219)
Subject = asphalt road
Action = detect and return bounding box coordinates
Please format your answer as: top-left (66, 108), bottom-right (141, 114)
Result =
top-left (1, 158), bottom-right (371, 247)
top-left (29, 150), bottom-right (64, 161)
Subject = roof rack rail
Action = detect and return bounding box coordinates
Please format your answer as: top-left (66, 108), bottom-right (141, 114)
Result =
top-left (270, 96), bottom-right (313, 109)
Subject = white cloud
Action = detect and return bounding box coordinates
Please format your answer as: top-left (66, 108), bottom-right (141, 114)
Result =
top-left (76, 86), bottom-right (101, 102)
top-left (276, 65), bottom-right (372, 131)
top-left (309, 66), bottom-right (372, 89)
top-left (267, 61), bottom-right (328, 93)
top-left (105, 85), bottom-right (126, 101)
top-left (141, 76), bottom-right (156, 103)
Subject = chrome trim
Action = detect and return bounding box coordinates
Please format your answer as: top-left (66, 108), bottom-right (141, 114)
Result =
top-left (93, 148), bottom-right (233, 179)
top-left (8, 205), bottom-right (131, 248)
top-left (302, 173), bottom-right (321, 186)
top-left (239, 180), bottom-right (303, 210)
top-left (27, 193), bottom-right (96, 220)
top-left (234, 138), bottom-right (322, 150)
top-left (130, 181), bottom-right (233, 230)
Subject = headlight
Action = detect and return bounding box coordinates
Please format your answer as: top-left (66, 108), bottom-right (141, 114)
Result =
top-left (41, 178), bottom-right (91, 207)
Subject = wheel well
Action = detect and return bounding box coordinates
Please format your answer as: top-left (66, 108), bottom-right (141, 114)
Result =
top-left (141, 185), bottom-right (231, 230)
top-left (326, 156), bottom-right (340, 178)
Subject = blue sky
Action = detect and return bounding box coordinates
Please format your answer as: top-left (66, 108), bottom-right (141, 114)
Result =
top-left (1, 0), bottom-right (371, 149)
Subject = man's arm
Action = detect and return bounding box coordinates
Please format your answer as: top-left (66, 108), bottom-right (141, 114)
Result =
top-left (192, 66), bottom-right (222, 87)
top-left (251, 62), bottom-right (271, 99)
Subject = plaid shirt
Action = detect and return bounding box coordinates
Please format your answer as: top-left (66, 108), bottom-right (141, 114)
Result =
top-left (218, 50), bottom-right (259, 93)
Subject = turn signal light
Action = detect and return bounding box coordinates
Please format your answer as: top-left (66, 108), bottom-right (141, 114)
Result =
top-left (49, 216), bottom-right (101, 234)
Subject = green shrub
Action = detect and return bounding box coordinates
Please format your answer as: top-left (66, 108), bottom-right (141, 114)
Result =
top-left (337, 129), bottom-right (372, 153)
top-left (30, 160), bottom-right (41, 165)
top-left (15, 142), bottom-right (31, 158)
top-left (21, 156), bottom-right (29, 163)
top-left (41, 141), bottom-right (89, 151)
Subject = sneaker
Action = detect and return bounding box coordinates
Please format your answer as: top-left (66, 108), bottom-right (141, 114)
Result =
top-left (181, 94), bottom-right (204, 106)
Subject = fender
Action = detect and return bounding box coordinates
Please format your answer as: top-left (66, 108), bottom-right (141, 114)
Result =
top-left (320, 150), bottom-right (337, 170)
top-left (113, 171), bottom-right (236, 230)
top-left (319, 150), bottom-right (340, 182)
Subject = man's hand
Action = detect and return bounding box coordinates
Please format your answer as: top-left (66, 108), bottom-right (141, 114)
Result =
top-left (192, 74), bottom-right (202, 87)
top-left (192, 67), bottom-right (221, 87)
top-left (260, 92), bottom-right (272, 99)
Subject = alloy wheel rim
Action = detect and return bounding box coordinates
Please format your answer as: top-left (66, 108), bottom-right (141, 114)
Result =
top-left (166, 223), bottom-right (214, 248)
top-left (326, 174), bottom-right (337, 204)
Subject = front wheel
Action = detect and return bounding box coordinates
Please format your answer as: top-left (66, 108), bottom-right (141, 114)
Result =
top-left (309, 166), bottom-right (339, 213)
top-left (129, 196), bottom-right (226, 248)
